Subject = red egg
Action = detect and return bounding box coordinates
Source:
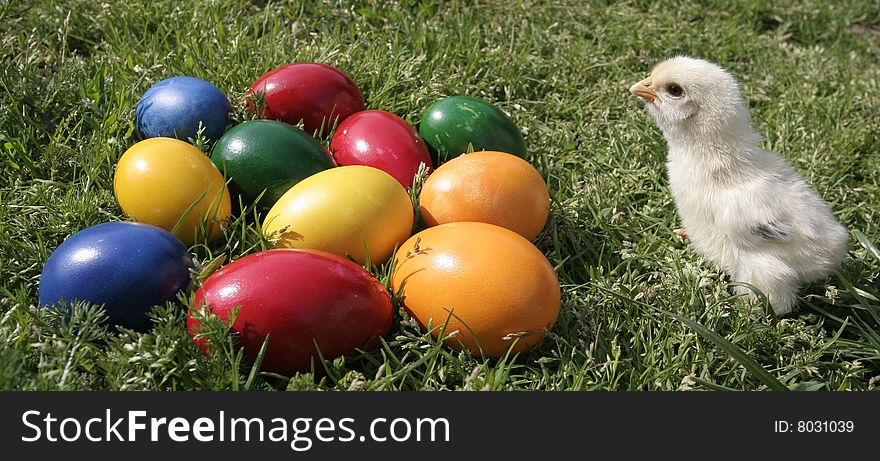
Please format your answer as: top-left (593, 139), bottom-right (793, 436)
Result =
top-left (187, 249), bottom-right (393, 375)
top-left (249, 63), bottom-right (364, 137)
top-left (330, 110), bottom-right (433, 188)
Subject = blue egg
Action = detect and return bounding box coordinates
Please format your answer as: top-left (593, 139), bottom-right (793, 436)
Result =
top-left (136, 76), bottom-right (232, 142)
top-left (39, 222), bottom-right (193, 331)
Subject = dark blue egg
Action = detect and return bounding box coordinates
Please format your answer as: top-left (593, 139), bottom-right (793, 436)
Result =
top-left (136, 76), bottom-right (232, 142)
top-left (39, 222), bottom-right (193, 331)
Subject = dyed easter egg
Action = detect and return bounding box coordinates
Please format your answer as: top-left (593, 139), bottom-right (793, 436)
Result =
top-left (419, 96), bottom-right (526, 163)
top-left (249, 62), bottom-right (364, 137)
top-left (392, 222), bottom-right (560, 358)
top-left (211, 120), bottom-right (333, 209)
top-left (419, 151), bottom-right (550, 240)
top-left (114, 137), bottom-right (232, 245)
top-left (39, 222), bottom-right (192, 331)
top-left (262, 166), bottom-right (413, 264)
top-left (187, 249), bottom-right (393, 374)
top-left (136, 76), bottom-right (231, 142)
top-left (329, 110), bottom-right (433, 188)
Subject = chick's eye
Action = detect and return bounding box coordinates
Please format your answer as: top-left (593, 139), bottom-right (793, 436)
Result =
top-left (667, 84), bottom-right (684, 97)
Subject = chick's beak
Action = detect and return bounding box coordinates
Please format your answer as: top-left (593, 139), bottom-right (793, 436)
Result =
top-left (630, 79), bottom-right (658, 103)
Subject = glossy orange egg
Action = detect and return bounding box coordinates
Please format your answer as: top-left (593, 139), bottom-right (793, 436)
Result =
top-left (419, 151), bottom-right (550, 241)
top-left (392, 222), bottom-right (560, 357)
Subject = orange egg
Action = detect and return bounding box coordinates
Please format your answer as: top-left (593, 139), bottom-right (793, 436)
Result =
top-left (392, 222), bottom-right (560, 357)
top-left (418, 150), bottom-right (550, 240)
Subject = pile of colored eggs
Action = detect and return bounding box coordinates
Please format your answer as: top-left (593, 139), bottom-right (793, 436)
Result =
top-left (38, 62), bottom-right (561, 376)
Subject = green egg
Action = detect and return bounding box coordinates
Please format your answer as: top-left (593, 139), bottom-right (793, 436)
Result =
top-left (211, 120), bottom-right (333, 210)
top-left (418, 96), bottom-right (527, 163)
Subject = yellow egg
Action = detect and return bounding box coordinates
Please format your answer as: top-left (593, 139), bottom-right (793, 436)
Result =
top-left (392, 222), bottom-right (560, 357)
top-left (262, 165), bottom-right (414, 264)
top-left (114, 137), bottom-right (231, 245)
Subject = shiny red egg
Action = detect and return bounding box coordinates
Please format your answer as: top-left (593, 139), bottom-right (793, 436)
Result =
top-left (330, 110), bottom-right (433, 188)
top-left (249, 63), bottom-right (364, 137)
top-left (187, 249), bottom-right (393, 375)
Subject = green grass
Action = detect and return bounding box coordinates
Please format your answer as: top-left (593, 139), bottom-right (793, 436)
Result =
top-left (1, 0), bottom-right (879, 391)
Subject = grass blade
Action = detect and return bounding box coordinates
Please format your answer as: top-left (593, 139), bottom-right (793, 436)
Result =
top-left (243, 334), bottom-right (269, 391)
top-left (853, 230), bottom-right (880, 262)
top-left (657, 308), bottom-right (789, 391)
top-left (598, 286), bottom-right (788, 391)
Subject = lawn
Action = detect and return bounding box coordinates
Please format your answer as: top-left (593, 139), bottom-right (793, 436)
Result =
top-left (1, 0), bottom-right (878, 391)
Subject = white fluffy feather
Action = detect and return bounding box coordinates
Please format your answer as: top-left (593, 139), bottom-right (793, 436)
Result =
top-left (630, 56), bottom-right (849, 315)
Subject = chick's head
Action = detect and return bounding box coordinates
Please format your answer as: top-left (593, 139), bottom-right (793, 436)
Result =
top-left (630, 56), bottom-right (750, 138)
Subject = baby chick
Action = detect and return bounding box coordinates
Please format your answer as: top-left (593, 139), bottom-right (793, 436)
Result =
top-left (629, 56), bottom-right (849, 315)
